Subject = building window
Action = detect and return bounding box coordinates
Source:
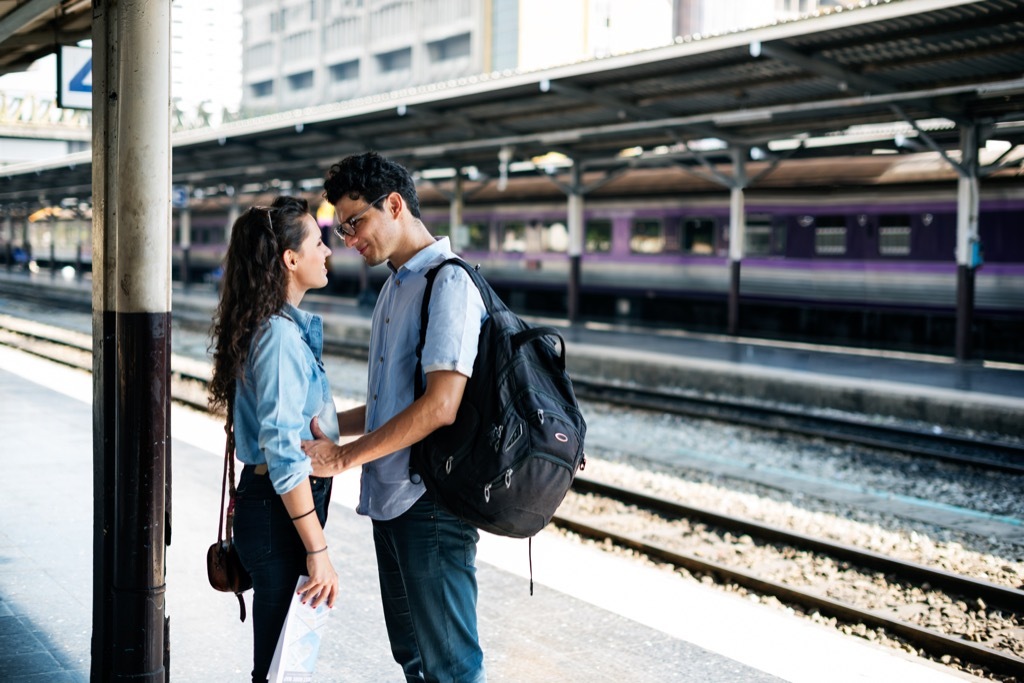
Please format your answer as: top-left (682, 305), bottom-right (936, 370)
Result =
top-left (251, 80), bottom-right (274, 98)
top-left (287, 71), bottom-right (314, 91)
top-left (246, 42), bottom-right (275, 70)
top-left (630, 219), bottom-right (664, 254)
top-left (585, 219), bottom-right (612, 253)
top-left (329, 60), bottom-right (359, 83)
top-left (283, 30), bottom-right (315, 61)
top-left (377, 47), bottom-right (412, 74)
top-left (428, 33), bottom-right (471, 63)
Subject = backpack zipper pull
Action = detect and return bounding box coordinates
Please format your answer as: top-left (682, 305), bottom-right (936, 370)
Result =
top-left (536, 409), bottom-right (545, 424)
top-left (483, 483), bottom-right (491, 503)
top-left (504, 468), bottom-right (513, 488)
top-left (489, 424), bottom-right (503, 451)
top-left (445, 456), bottom-right (453, 474)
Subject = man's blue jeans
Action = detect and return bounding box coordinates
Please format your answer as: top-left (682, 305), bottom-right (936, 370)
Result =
top-left (372, 493), bottom-right (486, 683)
top-left (233, 465), bottom-right (332, 683)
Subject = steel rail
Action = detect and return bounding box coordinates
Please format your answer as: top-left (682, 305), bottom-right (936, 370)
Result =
top-left (571, 476), bottom-right (1024, 613)
top-left (572, 379), bottom-right (1024, 475)
top-left (552, 508), bottom-right (1024, 678)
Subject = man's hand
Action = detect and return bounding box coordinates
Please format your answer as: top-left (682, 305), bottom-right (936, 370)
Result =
top-left (303, 416), bottom-right (345, 476)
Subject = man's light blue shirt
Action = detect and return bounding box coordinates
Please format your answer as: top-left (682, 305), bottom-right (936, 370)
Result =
top-left (233, 302), bottom-right (340, 495)
top-left (359, 237), bottom-right (487, 520)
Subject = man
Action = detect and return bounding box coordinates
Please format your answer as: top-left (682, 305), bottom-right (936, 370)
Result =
top-left (303, 151), bottom-right (487, 683)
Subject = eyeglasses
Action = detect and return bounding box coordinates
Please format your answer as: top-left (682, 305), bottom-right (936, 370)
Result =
top-left (334, 194), bottom-right (388, 238)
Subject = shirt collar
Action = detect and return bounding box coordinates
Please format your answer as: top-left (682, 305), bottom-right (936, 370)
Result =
top-left (388, 237), bottom-right (452, 277)
top-left (281, 302), bottom-right (314, 333)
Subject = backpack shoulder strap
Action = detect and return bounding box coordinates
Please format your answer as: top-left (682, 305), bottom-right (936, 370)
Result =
top-left (414, 257), bottom-right (499, 397)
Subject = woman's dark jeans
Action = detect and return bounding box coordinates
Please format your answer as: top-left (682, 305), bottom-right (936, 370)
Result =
top-left (233, 465), bottom-right (332, 683)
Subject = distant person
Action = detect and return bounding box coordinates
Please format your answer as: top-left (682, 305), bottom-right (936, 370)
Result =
top-left (302, 151), bottom-right (488, 682)
top-left (208, 196), bottom-right (341, 683)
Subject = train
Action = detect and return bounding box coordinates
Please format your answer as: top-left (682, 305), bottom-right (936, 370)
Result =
top-left (4, 173), bottom-right (1022, 361)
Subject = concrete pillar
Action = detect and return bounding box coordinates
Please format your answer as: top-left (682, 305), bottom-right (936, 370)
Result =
top-left (567, 164), bottom-right (584, 324)
top-left (954, 125), bottom-right (980, 362)
top-left (179, 186), bottom-right (192, 291)
top-left (449, 172), bottom-right (464, 252)
top-left (726, 149), bottom-right (747, 336)
top-left (92, 1), bottom-right (172, 680)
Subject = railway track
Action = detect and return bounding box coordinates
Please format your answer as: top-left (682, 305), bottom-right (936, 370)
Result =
top-left (2, 277), bottom-right (1023, 477)
top-left (3, 313), bottom-right (1023, 678)
top-left (572, 379), bottom-right (1024, 476)
top-left (553, 478), bottom-right (1024, 679)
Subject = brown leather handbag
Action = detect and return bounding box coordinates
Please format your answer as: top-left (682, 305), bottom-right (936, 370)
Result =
top-left (207, 406), bottom-right (253, 621)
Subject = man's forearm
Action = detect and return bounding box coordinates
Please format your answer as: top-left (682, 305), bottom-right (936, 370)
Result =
top-left (338, 404), bottom-right (366, 436)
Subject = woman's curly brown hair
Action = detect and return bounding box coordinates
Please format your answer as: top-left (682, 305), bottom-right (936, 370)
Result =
top-left (208, 195), bottom-right (311, 413)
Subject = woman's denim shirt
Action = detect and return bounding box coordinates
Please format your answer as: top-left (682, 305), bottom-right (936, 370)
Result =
top-left (233, 302), bottom-right (340, 494)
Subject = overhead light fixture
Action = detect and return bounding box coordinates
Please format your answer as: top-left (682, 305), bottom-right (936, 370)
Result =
top-left (712, 109), bottom-right (772, 126)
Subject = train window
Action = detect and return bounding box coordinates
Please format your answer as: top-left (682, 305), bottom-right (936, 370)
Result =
top-left (433, 221), bottom-right (489, 251)
top-left (878, 215), bottom-right (911, 256)
top-left (629, 219), bottom-right (664, 254)
top-left (585, 219), bottom-right (612, 253)
top-left (464, 222), bottom-right (489, 251)
top-left (815, 227), bottom-right (847, 255)
top-left (501, 221), bottom-right (526, 253)
top-left (543, 222), bottom-right (568, 252)
top-left (682, 218), bottom-right (714, 255)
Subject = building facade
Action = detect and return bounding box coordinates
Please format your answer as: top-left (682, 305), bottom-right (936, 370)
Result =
top-left (239, 0), bottom-right (860, 116)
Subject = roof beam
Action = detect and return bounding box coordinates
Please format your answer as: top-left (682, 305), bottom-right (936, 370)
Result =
top-left (0, 0), bottom-right (61, 45)
top-left (548, 79), bottom-right (747, 147)
top-left (756, 41), bottom-right (896, 96)
top-left (397, 102), bottom-right (519, 139)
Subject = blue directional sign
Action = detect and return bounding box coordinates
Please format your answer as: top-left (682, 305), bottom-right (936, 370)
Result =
top-left (172, 186), bottom-right (189, 209)
top-left (58, 45), bottom-right (93, 110)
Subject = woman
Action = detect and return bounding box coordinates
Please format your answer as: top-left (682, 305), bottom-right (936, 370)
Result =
top-left (209, 196), bottom-right (340, 682)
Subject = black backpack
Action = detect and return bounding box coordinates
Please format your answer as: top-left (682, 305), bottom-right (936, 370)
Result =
top-left (412, 258), bottom-right (587, 539)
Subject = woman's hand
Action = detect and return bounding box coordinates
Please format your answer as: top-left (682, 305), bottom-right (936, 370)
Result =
top-left (298, 550), bottom-right (338, 609)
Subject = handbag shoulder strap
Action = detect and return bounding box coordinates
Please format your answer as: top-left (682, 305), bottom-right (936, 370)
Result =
top-left (217, 399), bottom-right (238, 544)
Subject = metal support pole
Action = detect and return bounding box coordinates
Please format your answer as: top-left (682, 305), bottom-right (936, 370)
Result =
top-left (726, 151), bottom-right (747, 336)
top-left (94, 1), bottom-right (173, 680)
top-left (3, 216), bottom-right (11, 271)
top-left (449, 172), bottom-right (464, 252)
top-left (954, 125), bottom-right (980, 362)
top-left (567, 163), bottom-right (584, 325)
top-left (180, 186), bottom-right (192, 291)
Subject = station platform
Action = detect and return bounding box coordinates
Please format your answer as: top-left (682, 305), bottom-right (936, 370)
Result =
top-left (228, 287), bottom-right (1023, 439)
top-left (1, 270), bottom-right (1022, 439)
top-left (0, 343), bottom-right (982, 682)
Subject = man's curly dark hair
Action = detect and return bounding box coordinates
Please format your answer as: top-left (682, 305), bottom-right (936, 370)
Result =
top-left (323, 151), bottom-right (421, 218)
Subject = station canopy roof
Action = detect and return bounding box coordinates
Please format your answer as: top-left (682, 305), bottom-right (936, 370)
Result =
top-left (2, 0), bottom-right (1024, 203)
top-left (0, 0), bottom-right (91, 78)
